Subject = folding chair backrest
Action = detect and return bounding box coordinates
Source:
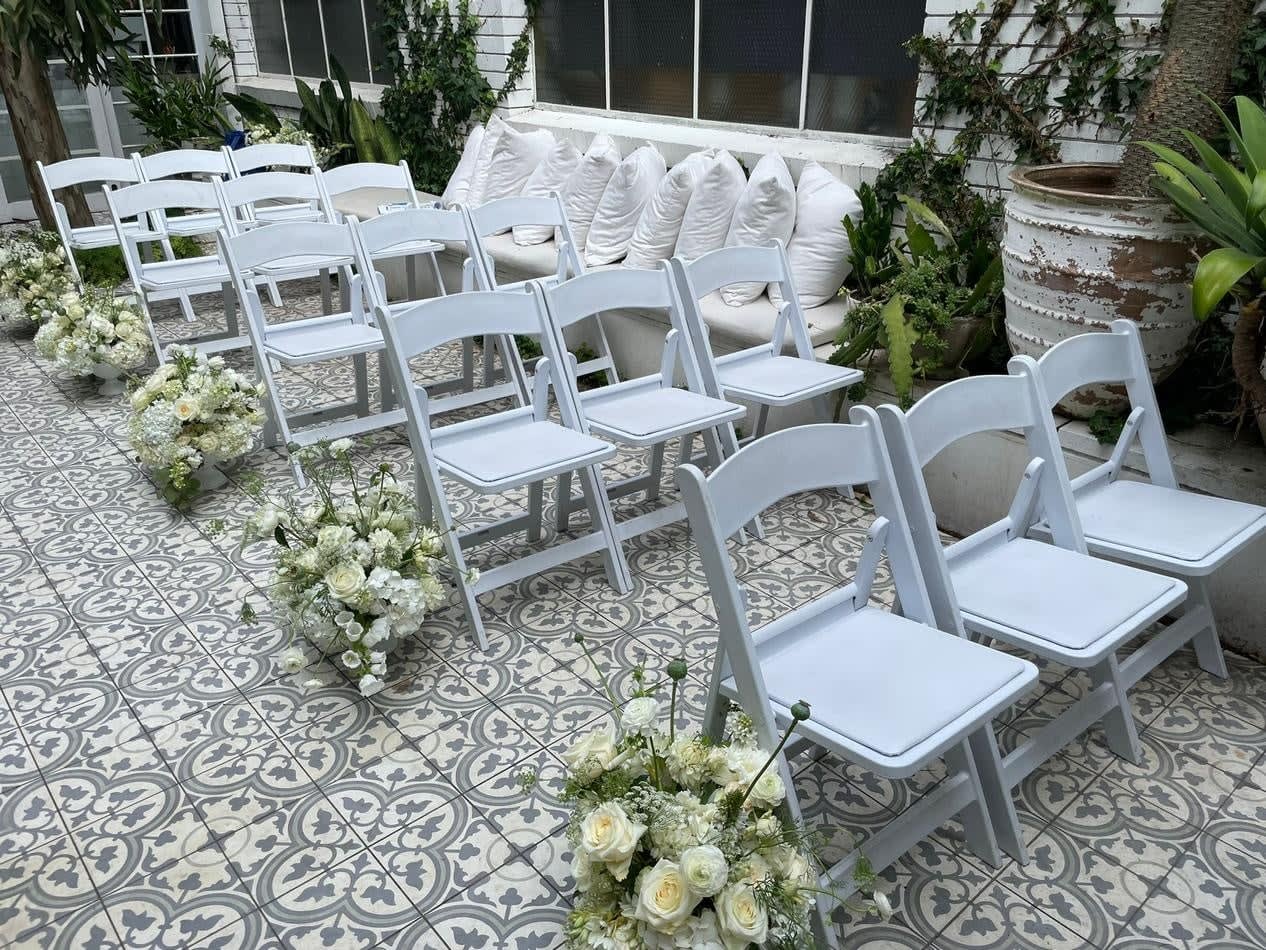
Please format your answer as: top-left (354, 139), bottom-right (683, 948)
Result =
top-left (319, 161), bottom-right (418, 202)
top-left (353, 206), bottom-right (469, 257)
top-left (136, 149), bottom-right (231, 181)
top-left (38, 157), bottom-right (144, 256)
top-left (226, 142), bottom-right (318, 175)
top-left (216, 172), bottom-right (329, 231)
top-left (464, 194), bottom-right (581, 290)
top-left (676, 408), bottom-right (939, 749)
top-left (543, 266), bottom-right (675, 330)
top-left (875, 368), bottom-right (1087, 636)
top-left (106, 180), bottom-right (222, 288)
top-left (1021, 319), bottom-right (1177, 489)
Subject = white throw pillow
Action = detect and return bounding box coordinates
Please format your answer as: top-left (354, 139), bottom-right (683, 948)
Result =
top-left (584, 144), bottom-right (666, 266)
top-left (624, 150), bottom-right (714, 269)
top-left (674, 150), bottom-right (747, 262)
top-left (558, 134), bottom-right (621, 252)
top-left (480, 127), bottom-right (555, 204)
top-left (721, 152), bottom-right (797, 306)
top-left (440, 125), bottom-right (484, 208)
top-left (464, 114), bottom-right (507, 207)
top-left (513, 138), bottom-right (582, 246)
top-left (773, 162), bottom-right (864, 308)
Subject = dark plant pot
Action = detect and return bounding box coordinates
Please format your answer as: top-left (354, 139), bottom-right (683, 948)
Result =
top-left (223, 129), bottom-right (247, 150)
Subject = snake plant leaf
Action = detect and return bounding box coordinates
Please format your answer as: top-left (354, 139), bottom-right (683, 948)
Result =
top-left (224, 93), bottom-right (280, 131)
top-left (880, 294), bottom-right (917, 407)
top-left (349, 99), bottom-right (380, 163)
top-left (1181, 130), bottom-right (1250, 209)
top-left (899, 194), bottom-right (953, 241)
top-left (1192, 247), bottom-right (1266, 320)
top-left (295, 78), bottom-right (324, 130)
top-left (330, 56), bottom-right (354, 111)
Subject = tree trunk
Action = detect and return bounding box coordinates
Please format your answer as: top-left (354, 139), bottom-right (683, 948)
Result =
top-left (0, 38), bottom-right (92, 230)
top-left (1115, 0), bottom-right (1255, 197)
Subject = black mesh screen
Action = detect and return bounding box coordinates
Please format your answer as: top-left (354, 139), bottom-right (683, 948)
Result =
top-left (534, 0), bottom-right (606, 108)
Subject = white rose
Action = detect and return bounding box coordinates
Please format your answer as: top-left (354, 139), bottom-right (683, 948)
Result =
top-left (632, 859), bottom-right (697, 934)
top-left (172, 397), bottom-right (198, 422)
top-left (680, 845), bottom-right (727, 898)
top-left (620, 696), bottom-right (660, 737)
top-left (562, 722), bottom-right (618, 781)
top-left (279, 645), bottom-right (306, 673)
top-left (748, 768), bottom-right (785, 808)
top-left (325, 563), bottom-right (366, 601)
top-left (715, 884), bottom-right (768, 950)
top-left (579, 801), bottom-right (646, 881)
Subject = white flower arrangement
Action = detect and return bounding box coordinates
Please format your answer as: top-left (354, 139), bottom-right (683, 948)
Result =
top-left (246, 121), bottom-right (334, 168)
top-left (128, 345), bottom-right (265, 504)
top-left (558, 644), bottom-right (886, 950)
top-left (33, 287), bottom-right (149, 377)
top-left (239, 440), bottom-right (459, 696)
top-left (0, 229), bottom-right (74, 325)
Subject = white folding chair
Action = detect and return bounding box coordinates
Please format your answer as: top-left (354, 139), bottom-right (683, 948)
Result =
top-left (1020, 319), bottom-right (1266, 679)
top-left (104, 180), bottom-right (240, 359)
top-left (223, 141), bottom-right (324, 225)
top-left (677, 411), bottom-right (1038, 942)
top-left (318, 160), bottom-right (444, 302)
top-left (215, 173), bottom-right (342, 312)
top-left (669, 242), bottom-right (864, 443)
top-left (217, 221), bottom-right (396, 483)
top-left (463, 194), bottom-right (617, 389)
top-left (349, 208), bottom-right (486, 410)
top-left (876, 367), bottom-right (1190, 863)
top-left (133, 148), bottom-right (233, 240)
top-left (539, 266), bottom-right (745, 541)
top-left (375, 288), bottom-right (633, 650)
top-left (36, 156), bottom-right (146, 287)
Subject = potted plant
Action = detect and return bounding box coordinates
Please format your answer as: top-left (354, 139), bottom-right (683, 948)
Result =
top-left (1143, 95), bottom-right (1266, 440)
top-left (1001, 0), bottom-right (1259, 416)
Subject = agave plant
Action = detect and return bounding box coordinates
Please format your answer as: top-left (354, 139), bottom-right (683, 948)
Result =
top-left (1144, 95), bottom-right (1266, 411)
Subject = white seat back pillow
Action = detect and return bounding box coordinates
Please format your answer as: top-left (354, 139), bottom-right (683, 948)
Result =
top-left (480, 127), bottom-right (555, 205)
top-left (674, 150), bottom-right (746, 262)
top-left (584, 144), bottom-right (666, 266)
top-left (557, 134), bottom-right (621, 252)
top-left (464, 114), bottom-right (507, 207)
top-left (440, 125), bottom-right (484, 208)
top-left (772, 162), bottom-right (864, 309)
top-left (624, 149), bottom-right (714, 269)
top-left (513, 139), bottom-right (582, 246)
top-left (721, 152), bottom-right (797, 306)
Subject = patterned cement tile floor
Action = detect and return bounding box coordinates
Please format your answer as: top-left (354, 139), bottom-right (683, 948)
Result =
top-left (1, 283), bottom-right (1266, 949)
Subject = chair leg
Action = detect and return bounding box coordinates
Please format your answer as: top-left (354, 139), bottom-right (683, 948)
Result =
top-left (266, 277), bottom-right (283, 308)
top-left (1189, 576), bottom-right (1229, 679)
top-left (352, 354), bottom-right (370, 417)
top-left (427, 251), bottom-right (447, 296)
top-left (527, 480), bottom-right (544, 543)
top-left (555, 470), bottom-right (573, 531)
top-left (645, 442), bottom-right (666, 503)
top-left (677, 432), bottom-right (694, 467)
top-left (967, 726), bottom-right (1027, 864)
top-left (945, 739), bottom-right (1003, 869)
top-left (177, 292), bottom-right (197, 323)
top-left (405, 255), bottom-right (418, 301)
top-left (461, 338), bottom-right (475, 392)
top-left (813, 395), bottom-right (856, 499)
top-left (576, 463), bottom-right (632, 593)
top-left (320, 269), bottom-right (333, 315)
top-left (1091, 653), bottom-right (1142, 764)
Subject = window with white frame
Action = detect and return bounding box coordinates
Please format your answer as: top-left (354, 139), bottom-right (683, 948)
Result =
top-left (533, 0), bottom-right (927, 138)
top-left (247, 0), bottom-right (392, 84)
top-left (112, 4), bottom-right (202, 152)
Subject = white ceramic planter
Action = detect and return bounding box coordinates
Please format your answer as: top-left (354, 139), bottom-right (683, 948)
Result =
top-left (91, 363), bottom-right (126, 396)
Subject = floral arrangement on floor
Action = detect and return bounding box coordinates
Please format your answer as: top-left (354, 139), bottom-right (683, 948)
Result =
top-left (34, 287), bottom-right (149, 380)
top-left (0, 229), bottom-right (74, 324)
top-left (128, 345), bottom-right (265, 505)
top-left (559, 642), bottom-right (886, 949)
top-left (246, 121), bottom-right (334, 168)
top-left (237, 440), bottom-right (460, 696)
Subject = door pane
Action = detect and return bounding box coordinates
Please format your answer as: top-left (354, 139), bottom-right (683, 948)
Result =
top-left (322, 0), bottom-right (371, 82)
top-left (805, 0), bottom-right (924, 137)
top-left (284, 0), bottom-right (329, 77)
top-left (609, 1), bottom-right (692, 117)
top-left (249, 0), bottom-right (291, 75)
top-left (534, 0), bottom-right (605, 108)
top-left (147, 11), bottom-right (196, 57)
top-left (699, 0), bottom-right (805, 127)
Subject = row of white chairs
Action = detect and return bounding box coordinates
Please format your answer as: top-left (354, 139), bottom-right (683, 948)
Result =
top-left (211, 210), bottom-right (864, 648)
top-left (680, 318), bottom-right (1266, 941)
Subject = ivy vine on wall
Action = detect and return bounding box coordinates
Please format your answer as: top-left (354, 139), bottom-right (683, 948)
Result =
top-left (377, 0), bottom-right (538, 195)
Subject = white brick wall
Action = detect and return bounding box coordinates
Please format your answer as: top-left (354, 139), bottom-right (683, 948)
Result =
top-left (221, 0), bottom-right (258, 80)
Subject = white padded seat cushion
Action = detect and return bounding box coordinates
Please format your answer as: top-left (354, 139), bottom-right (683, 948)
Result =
top-left (1076, 479), bottom-right (1266, 565)
top-left (717, 354), bottom-right (860, 402)
top-left (756, 607), bottom-right (1033, 760)
top-left (138, 257), bottom-right (228, 289)
top-left (581, 387), bottom-right (743, 443)
top-left (950, 538), bottom-right (1183, 652)
top-left (265, 321), bottom-right (382, 360)
top-left (433, 420), bottom-right (612, 489)
top-left (70, 222), bottom-right (143, 248)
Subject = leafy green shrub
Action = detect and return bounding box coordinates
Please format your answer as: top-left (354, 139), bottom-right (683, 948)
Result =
top-left (75, 237), bottom-right (205, 288)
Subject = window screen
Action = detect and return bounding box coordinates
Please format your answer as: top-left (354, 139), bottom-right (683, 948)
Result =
top-left (609, 1), bottom-right (693, 117)
top-left (322, 0), bottom-right (371, 82)
top-left (534, 0), bottom-right (605, 108)
top-left (248, 0), bottom-right (290, 75)
top-left (699, 0), bottom-right (805, 127)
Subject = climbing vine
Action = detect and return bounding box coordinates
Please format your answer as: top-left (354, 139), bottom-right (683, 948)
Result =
top-left (377, 0), bottom-right (537, 194)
